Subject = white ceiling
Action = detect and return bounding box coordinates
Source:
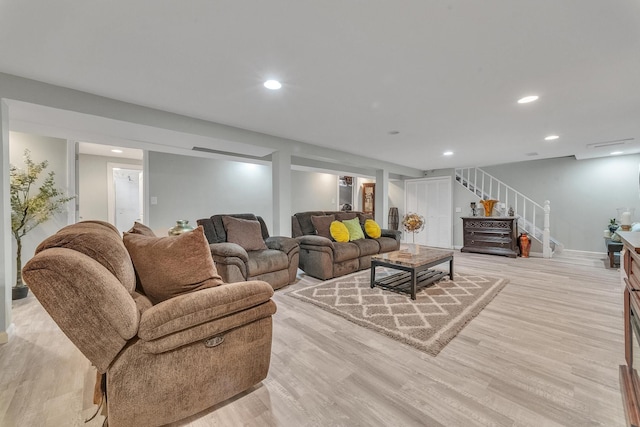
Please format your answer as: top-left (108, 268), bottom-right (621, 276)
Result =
top-left (1, 1), bottom-right (639, 170)
top-left (78, 142), bottom-right (142, 160)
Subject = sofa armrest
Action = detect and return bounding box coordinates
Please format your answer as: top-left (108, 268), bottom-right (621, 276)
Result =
top-left (295, 235), bottom-right (335, 249)
top-left (138, 280), bottom-right (274, 341)
top-left (265, 236), bottom-right (299, 254)
top-left (209, 242), bottom-right (248, 263)
top-left (381, 229), bottom-right (401, 241)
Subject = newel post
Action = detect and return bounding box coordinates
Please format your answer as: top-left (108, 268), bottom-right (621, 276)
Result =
top-left (543, 200), bottom-right (551, 258)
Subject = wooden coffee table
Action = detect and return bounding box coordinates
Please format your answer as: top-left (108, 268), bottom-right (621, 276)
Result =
top-left (370, 246), bottom-right (454, 300)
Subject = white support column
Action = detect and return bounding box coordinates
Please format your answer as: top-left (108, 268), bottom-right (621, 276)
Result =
top-left (0, 100), bottom-right (12, 344)
top-left (66, 140), bottom-right (78, 224)
top-left (375, 169), bottom-right (389, 228)
top-left (271, 150), bottom-right (292, 236)
top-left (543, 200), bottom-right (551, 258)
top-left (142, 149), bottom-right (150, 226)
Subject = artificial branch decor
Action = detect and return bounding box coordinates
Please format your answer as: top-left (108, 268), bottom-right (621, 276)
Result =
top-left (480, 199), bottom-right (498, 217)
top-left (10, 149), bottom-right (74, 299)
top-left (402, 212), bottom-right (425, 243)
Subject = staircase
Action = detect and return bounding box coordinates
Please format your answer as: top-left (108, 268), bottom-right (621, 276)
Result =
top-left (454, 167), bottom-right (563, 258)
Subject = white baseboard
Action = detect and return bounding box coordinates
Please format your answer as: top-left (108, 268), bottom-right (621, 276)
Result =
top-left (0, 323), bottom-right (14, 344)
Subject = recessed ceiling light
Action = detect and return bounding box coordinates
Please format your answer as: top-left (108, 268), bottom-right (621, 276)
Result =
top-left (611, 151), bottom-right (624, 155)
top-left (544, 135), bottom-right (559, 141)
top-left (517, 95), bottom-right (539, 104)
top-left (388, 130), bottom-right (400, 135)
top-left (443, 151), bottom-right (454, 156)
top-left (264, 80), bottom-right (282, 90)
top-left (111, 149), bottom-right (123, 153)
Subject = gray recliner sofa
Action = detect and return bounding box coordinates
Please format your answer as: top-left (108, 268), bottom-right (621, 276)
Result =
top-left (197, 213), bottom-right (300, 290)
top-left (292, 211), bottom-right (401, 280)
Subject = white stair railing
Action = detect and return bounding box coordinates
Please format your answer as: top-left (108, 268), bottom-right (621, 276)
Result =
top-left (455, 167), bottom-right (561, 258)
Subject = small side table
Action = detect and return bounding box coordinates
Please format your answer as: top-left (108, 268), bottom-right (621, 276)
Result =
top-left (605, 238), bottom-right (623, 268)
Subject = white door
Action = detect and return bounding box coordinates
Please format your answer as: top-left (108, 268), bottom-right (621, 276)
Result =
top-left (405, 177), bottom-right (452, 248)
top-left (108, 163), bottom-right (144, 233)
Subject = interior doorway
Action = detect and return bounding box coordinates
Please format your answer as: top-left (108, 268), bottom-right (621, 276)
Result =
top-left (107, 163), bottom-right (143, 233)
top-left (338, 176), bottom-right (354, 211)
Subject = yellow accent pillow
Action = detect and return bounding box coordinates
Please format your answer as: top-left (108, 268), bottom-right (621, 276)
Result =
top-left (342, 217), bottom-right (365, 241)
top-left (364, 219), bottom-right (382, 239)
top-left (330, 220), bottom-right (350, 242)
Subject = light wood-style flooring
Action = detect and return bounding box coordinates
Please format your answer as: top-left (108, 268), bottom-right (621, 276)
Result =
top-left (0, 251), bottom-right (626, 426)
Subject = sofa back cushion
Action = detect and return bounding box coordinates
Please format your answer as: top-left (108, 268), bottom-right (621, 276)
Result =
top-left (197, 214), bottom-right (270, 243)
top-left (335, 212), bottom-right (357, 222)
top-left (293, 211), bottom-right (327, 236)
top-left (123, 226), bottom-right (224, 304)
top-left (35, 220), bottom-right (136, 293)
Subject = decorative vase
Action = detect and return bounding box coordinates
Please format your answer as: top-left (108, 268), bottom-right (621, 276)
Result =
top-left (388, 207), bottom-right (399, 231)
top-left (12, 286), bottom-right (29, 300)
top-left (519, 233), bottom-right (531, 258)
top-left (168, 220), bottom-right (195, 236)
top-left (480, 200), bottom-right (498, 217)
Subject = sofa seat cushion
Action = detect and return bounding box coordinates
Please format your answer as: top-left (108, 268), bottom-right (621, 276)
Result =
top-left (351, 238), bottom-right (380, 256)
top-left (377, 236), bottom-right (400, 253)
top-left (246, 249), bottom-right (289, 277)
top-left (332, 242), bottom-right (360, 262)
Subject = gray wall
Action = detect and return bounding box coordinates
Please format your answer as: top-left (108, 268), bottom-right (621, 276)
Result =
top-left (9, 132), bottom-right (71, 276)
top-left (291, 170), bottom-right (338, 213)
top-left (78, 154), bottom-right (142, 223)
top-left (482, 154), bottom-right (640, 253)
top-left (148, 152), bottom-right (273, 234)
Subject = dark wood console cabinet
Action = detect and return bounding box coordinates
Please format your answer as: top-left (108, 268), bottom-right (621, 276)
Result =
top-left (461, 216), bottom-right (519, 258)
top-left (618, 231), bottom-right (640, 427)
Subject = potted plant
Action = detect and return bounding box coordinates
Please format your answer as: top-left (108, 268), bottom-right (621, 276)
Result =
top-left (10, 149), bottom-right (74, 300)
top-left (609, 218), bottom-right (619, 234)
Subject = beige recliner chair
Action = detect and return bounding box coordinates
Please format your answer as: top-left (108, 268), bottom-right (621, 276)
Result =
top-left (22, 221), bottom-right (276, 427)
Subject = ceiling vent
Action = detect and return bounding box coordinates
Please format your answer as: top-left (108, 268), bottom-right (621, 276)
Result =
top-left (586, 138), bottom-right (635, 149)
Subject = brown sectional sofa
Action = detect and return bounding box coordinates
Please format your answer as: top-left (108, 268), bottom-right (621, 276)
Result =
top-left (292, 211), bottom-right (401, 280)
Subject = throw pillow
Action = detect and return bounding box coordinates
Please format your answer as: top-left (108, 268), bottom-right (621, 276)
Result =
top-left (330, 220), bottom-right (350, 242)
top-left (364, 219), bottom-right (382, 239)
top-left (221, 216), bottom-right (268, 251)
top-left (311, 214), bottom-right (335, 239)
top-left (123, 226), bottom-right (223, 304)
top-left (127, 221), bottom-right (156, 237)
top-left (342, 217), bottom-right (365, 241)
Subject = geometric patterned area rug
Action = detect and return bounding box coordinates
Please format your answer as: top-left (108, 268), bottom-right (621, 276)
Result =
top-left (287, 269), bottom-right (508, 356)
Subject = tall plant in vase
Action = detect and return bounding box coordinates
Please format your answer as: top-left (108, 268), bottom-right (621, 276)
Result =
top-left (10, 149), bottom-right (75, 300)
top-left (402, 212), bottom-right (425, 244)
